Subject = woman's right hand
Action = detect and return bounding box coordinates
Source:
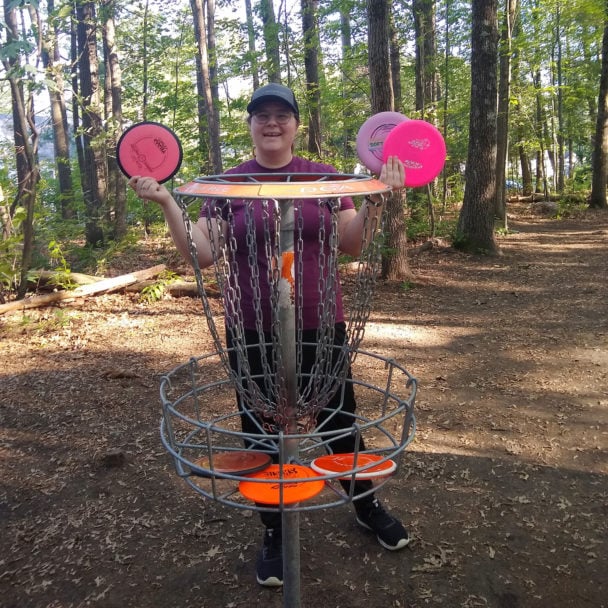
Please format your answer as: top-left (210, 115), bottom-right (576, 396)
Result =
top-left (129, 176), bottom-right (174, 207)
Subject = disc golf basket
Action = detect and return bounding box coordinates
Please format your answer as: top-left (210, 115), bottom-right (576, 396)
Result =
top-left (159, 173), bottom-right (417, 608)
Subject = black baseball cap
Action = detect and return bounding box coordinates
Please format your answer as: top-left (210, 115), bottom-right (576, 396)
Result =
top-left (247, 83), bottom-right (300, 119)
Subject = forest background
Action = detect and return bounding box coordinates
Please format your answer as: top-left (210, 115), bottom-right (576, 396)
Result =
top-left (1, 0), bottom-right (608, 299)
top-left (1, 3), bottom-right (608, 606)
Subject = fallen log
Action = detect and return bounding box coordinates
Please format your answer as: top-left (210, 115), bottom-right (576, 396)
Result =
top-left (28, 269), bottom-right (104, 290)
top-left (125, 279), bottom-right (220, 298)
top-left (0, 264), bottom-right (166, 315)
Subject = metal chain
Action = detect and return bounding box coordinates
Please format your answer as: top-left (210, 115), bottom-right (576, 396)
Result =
top-left (176, 189), bottom-right (384, 431)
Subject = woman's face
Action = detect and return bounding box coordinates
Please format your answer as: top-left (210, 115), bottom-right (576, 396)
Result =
top-left (249, 101), bottom-right (299, 160)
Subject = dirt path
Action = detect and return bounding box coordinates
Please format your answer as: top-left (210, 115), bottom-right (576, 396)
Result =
top-left (1, 208), bottom-right (607, 608)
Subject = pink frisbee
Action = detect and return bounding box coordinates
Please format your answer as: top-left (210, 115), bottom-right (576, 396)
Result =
top-left (356, 111), bottom-right (408, 174)
top-left (116, 122), bottom-right (182, 184)
top-left (382, 119), bottom-right (446, 187)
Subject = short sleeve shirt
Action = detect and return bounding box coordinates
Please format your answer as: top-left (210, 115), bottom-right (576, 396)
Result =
top-left (200, 157), bottom-right (354, 330)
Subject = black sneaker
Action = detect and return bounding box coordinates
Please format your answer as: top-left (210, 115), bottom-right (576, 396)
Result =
top-left (355, 498), bottom-right (410, 551)
top-left (256, 528), bottom-right (283, 587)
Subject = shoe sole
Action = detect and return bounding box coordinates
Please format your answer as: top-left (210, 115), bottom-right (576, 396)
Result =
top-left (356, 516), bottom-right (411, 551)
top-left (256, 575), bottom-right (283, 587)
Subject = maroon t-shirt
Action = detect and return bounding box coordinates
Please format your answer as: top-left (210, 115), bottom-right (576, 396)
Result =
top-left (200, 157), bottom-right (355, 330)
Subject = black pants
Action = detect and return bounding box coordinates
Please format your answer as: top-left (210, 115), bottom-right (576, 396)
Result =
top-left (226, 323), bottom-right (374, 528)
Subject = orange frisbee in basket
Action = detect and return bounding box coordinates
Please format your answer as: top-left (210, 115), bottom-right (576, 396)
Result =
top-left (310, 453), bottom-right (397, 479)
top-left (239, 464), bottom-right (324, 505)
top-left (190, 450), bottom-right (272, 477)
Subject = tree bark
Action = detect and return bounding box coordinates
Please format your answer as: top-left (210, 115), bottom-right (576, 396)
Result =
top-left (590, 11), bottom-right (608, 209)
top-left (367, 0), bottom-right (393, 114)
top-left (260, 0), bottom-right (281, 83)
top-left (495, 0), bottom-right (517, 223)
top-left (102, 0), bottom-right (127, 238)
top-left (75, 1), bottom-right (107, 247)
top-left (413, 0), bottom-right (438, 117)
top-left (302, 0), bottom-right (322, 156)
top-left (367, 0), bottom-right (411, 281)
top-left (41, 0), bottom-right (74, 220)
top-left (456, 0), bottom-right (500, 255)
top-left (190, 0), bottom-right (223, 174)
top-left (339, 6), bottom-right (354, 159)
top-left (244, 0), bottom-right (260, 89)
top-left (3, 1), bottom-right (40, 299)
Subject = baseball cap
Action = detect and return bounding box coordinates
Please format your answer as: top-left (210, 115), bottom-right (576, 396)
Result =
top-left (247, 83), bottom-right (300, 119)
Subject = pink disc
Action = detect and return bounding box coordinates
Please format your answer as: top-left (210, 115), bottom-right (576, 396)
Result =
top-left (356, 112), bottom-right (408, 174)
top-left (116, 122), bottom-right (183, 184)
top-left (382, 120), bottom-right (446, 187)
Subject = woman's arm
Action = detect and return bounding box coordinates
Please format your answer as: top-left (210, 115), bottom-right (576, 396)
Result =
top-left (129, 176), bottom-right (224, 269)
top-left (338, 156), bottom-right (405, 257)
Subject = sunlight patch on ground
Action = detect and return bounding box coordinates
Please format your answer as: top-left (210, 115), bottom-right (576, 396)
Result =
top-left (363, 322), bottom-right (458, 346)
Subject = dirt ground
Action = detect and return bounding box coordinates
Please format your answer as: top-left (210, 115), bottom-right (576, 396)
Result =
top-left (1, 204), bottom-right (607, 608)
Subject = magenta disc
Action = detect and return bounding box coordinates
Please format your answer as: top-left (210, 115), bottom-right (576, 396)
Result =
top-left (382, 119), bottom-right (446, 187)
top-left (356, 112), bottom-right (408, 174)
top-left (116, 122), bottom-right (183, 183)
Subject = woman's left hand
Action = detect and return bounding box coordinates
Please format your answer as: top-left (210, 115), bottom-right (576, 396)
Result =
top-left (379, 155), bottom-right (405, 190)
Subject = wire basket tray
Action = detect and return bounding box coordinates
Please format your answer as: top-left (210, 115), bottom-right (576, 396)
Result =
top-left (160, 346), bottom-right (416, 514)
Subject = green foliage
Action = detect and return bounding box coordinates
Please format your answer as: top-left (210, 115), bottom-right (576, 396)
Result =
top-left (139, 269), bottom-right (180, 303)
top-left (0, 206), bottom-right (26, 295)
top-left (406, 205), bottom-right (458, 242)
top-left (46, 239), bottom-right (76, 289)
top-left (17, 308), bottom-right (73, 335)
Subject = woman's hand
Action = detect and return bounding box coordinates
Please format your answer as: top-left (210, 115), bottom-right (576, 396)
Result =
top-left (379, 155), bottom-right (405, 190)
top-left (129, 176), bottom-right (173, 207)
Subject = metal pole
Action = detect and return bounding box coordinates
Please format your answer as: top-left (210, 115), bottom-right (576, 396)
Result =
top-left (278, 199), bottom-right (300, 608)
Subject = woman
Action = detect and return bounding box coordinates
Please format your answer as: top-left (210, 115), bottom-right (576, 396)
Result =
top-left (130, 83), bottom-right (409, 588)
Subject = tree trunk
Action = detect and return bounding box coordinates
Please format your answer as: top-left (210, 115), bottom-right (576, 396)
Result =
top-left (302, 0), bottom-right (322, 156)
top-left (244, 0), bottom-right (260, 89)
top-left (102, 0), bottom-right (127, 239)
top-left (389, 11), bottom-right (402, 113)
top-left (367, 0), bottom-right (393, 114)
top-left (413, 0), bottom-right (438, 117)
top-left (456, 0), bottom-right (500, 256)
top-left (3, 1), bottom-right (40, 299)
top-left (190, 0), bottom-right (223, 174)
top-left (367, 0), bottom-right (410, 281)
top-left (495, 0), bottom-right (517, 223)
top-left (75, 1), bottom-right (106, 247)
top-left (260, 0), bottom-right (281, 83)
top-left (41, 0), bottom-right (74, 220)
top-left (590, 12), bottom-right (608, 209)
top-left (339, 6), bottom-right (355, 160)
top-left (381, 190), bottom-right (412, 281)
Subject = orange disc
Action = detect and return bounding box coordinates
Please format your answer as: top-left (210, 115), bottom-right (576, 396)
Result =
top-left (175, 176), bottom-right (391, 200)
top-left (239, 464), bottom-right (324, 505)
top-left (190, 450), bottom-right (272, 477)
top-left (310, 453), bottom-right (396, 479)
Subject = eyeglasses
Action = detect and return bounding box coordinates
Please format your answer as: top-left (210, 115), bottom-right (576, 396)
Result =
top-left (252, 111), bottom-right (294, 125)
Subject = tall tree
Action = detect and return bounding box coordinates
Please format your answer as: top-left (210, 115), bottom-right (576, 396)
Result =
top-left (590, 4), bottom-right (608, 209)
top-left (302, 0), bottom-right (322, 155)
top-left (367, 0), bottom-right (410, 281)
top-left (244, 0), bottom-right (260, 89)
top-left (456, 0), bottom-right (500, 255)
top-left (75, 0), bottom-right (107, 247)
top-left (389, 9), bottom-right (402, 112)
top-left (2, 0), bottom-right (40, 297)
top-left (495, 0), bottom-right (518, 224)
top-left (339, 2), bottom-right (355, 158)
top-left (259, 0), bottom-right (281, 82)
top-left (102, 0), bottom-right (127, 238)
top-left (190, 0), bottom-right (222, 173)
top-left (41, 0), bottom-right (74, 220)
top-left (413, 0), bottom-right (439, 117)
